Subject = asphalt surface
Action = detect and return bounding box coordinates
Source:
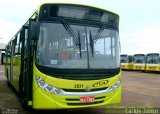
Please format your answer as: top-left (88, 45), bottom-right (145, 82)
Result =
top-left (0, 65), bottom-right (160, 114)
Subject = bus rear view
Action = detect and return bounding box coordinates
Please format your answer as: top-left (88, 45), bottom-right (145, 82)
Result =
top-left (5, 3), bottom-right (121, 110)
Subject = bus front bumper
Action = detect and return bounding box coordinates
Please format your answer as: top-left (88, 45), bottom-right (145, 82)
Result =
top-left (32, 86), bottom-right (121, 109)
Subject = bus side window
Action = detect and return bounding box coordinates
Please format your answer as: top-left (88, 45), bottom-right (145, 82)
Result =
top-left (17, 33), bottom-right (22, 55)
top-left (24, 29), bottom-right (28, 48)
top-left (15, 34), bottom-right (20, 55)
top-left (12, 39), bottom-right (16, 56)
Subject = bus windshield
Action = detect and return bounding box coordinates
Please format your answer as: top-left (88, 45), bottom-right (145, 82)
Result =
top-left (134, 55), bottom-right (145, 64)
top-left (120, 55), bottom-right (133, 63)
top-left (120, 55), bottom-right (128, 63)
top-left (147, 55), bottom-right (160, 64)
top-left (36, 22), bottom-right (120, 69)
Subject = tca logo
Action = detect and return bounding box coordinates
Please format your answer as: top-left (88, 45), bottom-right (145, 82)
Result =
top-left (93, 80), bottom-right (108, 87)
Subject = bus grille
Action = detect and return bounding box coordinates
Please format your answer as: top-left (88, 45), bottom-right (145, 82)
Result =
top-left (63, 87), bottom-right (108, 92)
top-left (67, 101), bottom-right (104, 106)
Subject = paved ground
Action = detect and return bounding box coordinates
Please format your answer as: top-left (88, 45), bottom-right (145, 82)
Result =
top-left (0, 65), bottom-right (160, 114)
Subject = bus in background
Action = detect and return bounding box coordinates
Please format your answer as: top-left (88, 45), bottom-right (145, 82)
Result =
top-left (1, 51), bottom-right (6, 65)
top-left (133, 54), bottom-right (146, 71)
top-left (146, 53), bottom-right (160, 72)
top-left (120, 54), bottom-right (133, 70)
top-left (5, 3), bottom-right (121, 109)
top-left (120, 54), bottom-right (127, 69)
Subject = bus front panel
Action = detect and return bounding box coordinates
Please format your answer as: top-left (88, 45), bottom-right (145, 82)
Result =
top-left (32, 65), bottom-right (121, 109)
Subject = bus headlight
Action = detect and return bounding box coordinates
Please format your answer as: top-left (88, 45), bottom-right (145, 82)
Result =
top-left (35, 76), bottom-right (62, 94)
top-left (55, 88), bottom-right (61, 94)
top-left (108, 80), bottom-right (121, 92)
top-left (46, 85), bottom-right (52, 91)
top-left (39, 80), bottom-right (45, 86)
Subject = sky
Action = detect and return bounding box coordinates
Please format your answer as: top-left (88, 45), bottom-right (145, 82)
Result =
top-left (0, 0), bottom-right (160, 55)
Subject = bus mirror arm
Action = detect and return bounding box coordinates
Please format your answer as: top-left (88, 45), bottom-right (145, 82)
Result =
top-left (29, 20), bottom-right (40, 41)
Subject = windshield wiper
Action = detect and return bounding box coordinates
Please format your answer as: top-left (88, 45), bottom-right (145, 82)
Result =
top-left (89, 31), bottom-right (94, 57)
top-left (62, 20), bottom-right (82, 58)
top-left (62, 20), bottom-right (79, 45)
top-left (78, 31), bottom-right (82, 58)
top-left (93, 26), bottom-right (104, 41)
top-left (88, 26), bottom-right (104, 57)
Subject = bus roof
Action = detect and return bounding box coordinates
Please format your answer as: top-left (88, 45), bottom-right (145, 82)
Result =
top-left (147, 53), bottom-right (159, 56)
top-left (7, 2), bottom-right (119, 45)
top-left (38, 2), bottom-right (119, 17)
top-left (121, 54), bottom-right (127, 56)
top-left (134, 54), bottom-right (145, 56)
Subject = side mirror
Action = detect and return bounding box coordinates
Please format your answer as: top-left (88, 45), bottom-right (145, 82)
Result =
top-left (29, 19), bottom-right (40, 41)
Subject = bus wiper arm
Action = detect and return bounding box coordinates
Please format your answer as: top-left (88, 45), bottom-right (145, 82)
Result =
top-left (89, 31), bottom-right (94, 57)
top-left (62, 20), bottom-right (82, 58)
top-left (93, 26), bottom-right (104, 41)
top-left (78, 31), bottom-right (82, 58)
top-left (62, 20), bottom-right (79, 45)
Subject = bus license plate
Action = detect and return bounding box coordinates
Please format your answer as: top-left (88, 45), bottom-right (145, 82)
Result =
top-left (80, 96), bottom-right (95, 102)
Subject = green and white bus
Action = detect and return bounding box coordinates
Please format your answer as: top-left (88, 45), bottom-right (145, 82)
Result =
top-left (5, 3), bottom-right (121, 109)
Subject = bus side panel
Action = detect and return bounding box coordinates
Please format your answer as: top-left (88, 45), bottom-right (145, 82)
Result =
top-left (146, 64), bottom-right (160, 72)
top-left (12, 55), bottom-right (21, 92)
top-left (5, 52), bottom-right (11, 82)
top-left (4, 55), bottom-right (8, 79)
top-left (133, 64), bottom-right (146, 71)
